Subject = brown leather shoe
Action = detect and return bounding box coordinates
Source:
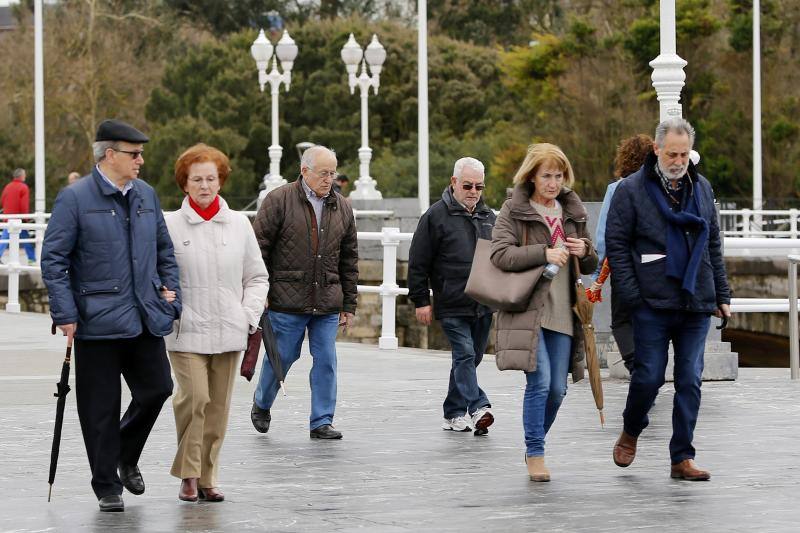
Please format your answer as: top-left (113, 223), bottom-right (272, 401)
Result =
top-left (198, 487), bottom-right (225, 502)
top-left (670, 459), bottom-right (711, 481)
top-left (179, 478), bottom-right (198, 502)
top-left (613, 431), bottom-right (638, 467)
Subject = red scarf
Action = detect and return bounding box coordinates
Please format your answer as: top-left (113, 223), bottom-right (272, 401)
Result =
top-left (188, 195), bottom-right (220, 221)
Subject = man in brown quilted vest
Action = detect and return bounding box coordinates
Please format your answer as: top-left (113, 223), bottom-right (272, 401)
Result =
top-left (250, 145), bottom-right (359, 439)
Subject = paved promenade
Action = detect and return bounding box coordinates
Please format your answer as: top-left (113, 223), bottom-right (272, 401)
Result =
top-left (1, 311), bottom-right (799, 532)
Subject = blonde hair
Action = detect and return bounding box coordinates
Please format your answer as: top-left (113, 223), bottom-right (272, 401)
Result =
top-left (511, 143), bottom-right (575, 189)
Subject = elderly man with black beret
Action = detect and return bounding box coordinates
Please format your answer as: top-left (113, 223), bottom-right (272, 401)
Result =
top-left (42, 119), bottom-right (180, 512)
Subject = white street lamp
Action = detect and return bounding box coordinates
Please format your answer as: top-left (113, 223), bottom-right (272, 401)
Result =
top-left (341, 33), bottom-right (385, 200)
top-left (649, 0), bottom-right (686, 121)
top-left (753, 0), bottom-right (763, 229)
top-left (251, 28), bottom-right (298, 198)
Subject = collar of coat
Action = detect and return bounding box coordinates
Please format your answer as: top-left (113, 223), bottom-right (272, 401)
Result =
top-left (441, 185), bottom-right (492, 218)
top-left (640, 152), bottom-right (699, 190)
top-left (506, 183), bottom-right (587, 223)
top-left (179, 195), bottom-right (231, 224)
top-left (292, 177), bottom-right (339, 208)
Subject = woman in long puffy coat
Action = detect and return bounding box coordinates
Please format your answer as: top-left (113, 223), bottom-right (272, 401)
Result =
top-left (490, 143), bottom-right (597, 482)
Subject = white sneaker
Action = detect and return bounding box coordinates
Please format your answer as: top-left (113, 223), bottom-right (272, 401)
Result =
top-left (441, 415), bottom-right (472, 432)
top-left (471, 406), bottom-right (494, 435)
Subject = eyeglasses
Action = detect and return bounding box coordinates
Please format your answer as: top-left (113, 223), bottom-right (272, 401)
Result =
top-left (310, 168), bottom-right (338, 180)
top-left (112, 148), bottom-right (144, 159)
top-left (461, 183), bottom-right (485, 191)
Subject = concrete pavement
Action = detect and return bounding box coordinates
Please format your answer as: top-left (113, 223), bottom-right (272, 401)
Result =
top-left (1, 311), bottom-right (799, 532)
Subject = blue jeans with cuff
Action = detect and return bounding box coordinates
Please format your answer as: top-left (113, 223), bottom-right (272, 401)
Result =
top-left (523, 327), bottom-right (572, 457)
top-left (440, 314), bottom-right (492, 419)
top-left (254, 310), bottom-right (340, 430)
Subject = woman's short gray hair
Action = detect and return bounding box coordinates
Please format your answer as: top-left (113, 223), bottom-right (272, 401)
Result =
top-left (92, 141), bottom-right (117, 163)
top-left (300, 145), bottom-right (337, 170)
top-left (453, 157), bottom-right (485, 179)
top-left (654, 117), bottom-right (696, 148)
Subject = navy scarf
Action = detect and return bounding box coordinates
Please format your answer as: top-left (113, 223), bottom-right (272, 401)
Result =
top-left (643, 172), bottom-right (709, 295)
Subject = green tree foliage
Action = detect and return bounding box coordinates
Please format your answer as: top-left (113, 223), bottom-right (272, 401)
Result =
top-left (0, 0), bottom-right (798, 210)
top-left (143, 16), bottom-right (520, 208)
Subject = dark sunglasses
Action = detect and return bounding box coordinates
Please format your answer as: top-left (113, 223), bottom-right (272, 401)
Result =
top-left (112, 148), bottom-right (144, 159)
top-left (461, 183), bottom-right (485, 191)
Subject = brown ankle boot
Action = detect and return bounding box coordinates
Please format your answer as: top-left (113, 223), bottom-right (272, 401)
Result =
top-left (526, 455), bottom-right (551, 482)
top-left (613, 431), bottom-right (638, 467)
top-left (179, 478), bottom-right (198, 502)
top-left (670, 459), bottom-right (711, 481)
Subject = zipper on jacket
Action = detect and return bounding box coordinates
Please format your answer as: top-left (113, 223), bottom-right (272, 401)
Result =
top-left (86, 209), bottom-right (115, 216)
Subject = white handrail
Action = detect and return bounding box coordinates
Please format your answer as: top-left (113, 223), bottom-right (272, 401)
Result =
top-left (3, 216), bottom-right (799, 373)
top-left (789, 255), bottom-right (799, 380)
top-left (720, 208), bottom-right (800, 238)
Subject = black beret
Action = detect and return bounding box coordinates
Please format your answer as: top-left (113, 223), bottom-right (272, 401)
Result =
top-left (95, 119), bottom-right (149, 143)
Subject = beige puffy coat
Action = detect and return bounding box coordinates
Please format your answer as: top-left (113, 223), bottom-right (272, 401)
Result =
top-left (490, 185), bottom-right (598, 382)
top-left (164, 196), bottom-right (269, 355)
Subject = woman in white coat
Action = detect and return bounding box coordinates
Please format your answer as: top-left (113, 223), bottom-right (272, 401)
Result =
top-left (165, 144), bottom-right (268, 502)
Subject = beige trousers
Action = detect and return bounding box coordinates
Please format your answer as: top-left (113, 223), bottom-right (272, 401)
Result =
top-left (168, 350), bottom-right (239, 487)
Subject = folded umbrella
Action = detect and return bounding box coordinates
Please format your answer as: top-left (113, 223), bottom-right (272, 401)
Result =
top-left (261, 311), bottom-right (287, 396)
top-left (48, 324), bottom-right (73, 501)
top-left (572, 257), bottom-right (605, 427)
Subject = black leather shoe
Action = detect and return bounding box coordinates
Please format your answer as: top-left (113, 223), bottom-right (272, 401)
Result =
top-left (118, 464), bottom-right (145, 495)
top-left (251, 403), bottom-right (271, 433)
top-left (98, 494), bottom-right (124, 512)
top-left (310, 424), bottom-right (342, 439)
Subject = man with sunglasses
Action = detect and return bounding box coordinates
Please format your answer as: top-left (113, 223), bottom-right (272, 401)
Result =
top-left (408, 157), bottom-right (497, 435)
top-left (41, 119), bottom-right (180, 512)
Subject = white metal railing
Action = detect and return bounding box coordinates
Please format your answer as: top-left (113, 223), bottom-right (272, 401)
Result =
top-left (356, 228), bottom-right (414, 349)
top-left (789, 255), bottom-right (800, 380)
top-left (3, 218), bottom-right (800, 371)
top-left (720, 208), bottom-right (800, 238)
top-left (0, 219), bottom-right (46, 312)
top-left (239, 209), bottom-right (395, 220)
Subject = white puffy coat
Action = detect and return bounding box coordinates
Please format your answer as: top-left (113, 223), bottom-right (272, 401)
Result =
top-left (164, 196), bottom-right (268, 354)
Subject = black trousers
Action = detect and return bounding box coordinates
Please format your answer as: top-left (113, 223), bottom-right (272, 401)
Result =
top-left (74, 332), bottom-right (173, 498)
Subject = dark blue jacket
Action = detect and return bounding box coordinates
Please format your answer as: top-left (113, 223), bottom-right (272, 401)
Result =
top-left (41, 168), bottom-right (181, 339)
top-left (605, 153), bottom-right (730, 313)
top-left (408, 186), bottom-right (496, 319)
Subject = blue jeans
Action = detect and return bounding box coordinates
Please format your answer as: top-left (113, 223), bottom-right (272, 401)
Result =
top-left (523, 328), bottom-right (572, 457)
top-left (254, 311), bottom-right (340, 430)
top-left (623, 304), bottom-right (709, 463)
top-left (440, 314), bottom-right (492, 419)
top-left (0, 228), bottom-right (36, 261)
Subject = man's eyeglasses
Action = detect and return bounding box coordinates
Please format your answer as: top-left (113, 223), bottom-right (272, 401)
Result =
top-left (112, 148), bottom-right (144, 159)
top-left (461, 183), bottom-right (485, 191)
top-left (310, 168), bottom-right (338, 180)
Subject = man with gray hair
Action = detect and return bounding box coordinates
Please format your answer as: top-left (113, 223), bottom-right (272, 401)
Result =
top-left (408, 157), bottom-right (497, 435)
top-left (606, 117), bottom-right (731, 481)
top-left (251, 145), bottom-right (358, 440)
top-left (41, 119), bottom-right (179, 512)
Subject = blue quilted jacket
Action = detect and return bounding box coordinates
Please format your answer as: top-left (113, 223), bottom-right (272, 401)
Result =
top-left (41, 168), bottom-right (181, 339)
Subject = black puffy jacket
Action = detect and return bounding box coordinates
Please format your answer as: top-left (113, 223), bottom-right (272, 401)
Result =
top-left (605, 153), bottom-right (731, 313)
top-left (408, 186), bottom-right (496, 319)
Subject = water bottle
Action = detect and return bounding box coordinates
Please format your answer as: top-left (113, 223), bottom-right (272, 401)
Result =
top-left (542, 243), bottom-right (565, 280)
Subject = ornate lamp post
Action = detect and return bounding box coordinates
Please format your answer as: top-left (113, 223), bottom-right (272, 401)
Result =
top-left (251, 28), bottom-right (298, 196)
top-left (649, 0), bottom-right (686, 121)
top-left (340, 33), bottom-right (386, 200)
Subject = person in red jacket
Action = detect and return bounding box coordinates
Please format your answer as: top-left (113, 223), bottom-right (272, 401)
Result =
top-left (0, 168), bottom-right (36, 263)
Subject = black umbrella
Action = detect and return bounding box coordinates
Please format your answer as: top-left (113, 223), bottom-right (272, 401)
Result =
top-left (48, 324), bottom-right (73, 502)
top-left (260, 312), bottom-right (287, 396)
